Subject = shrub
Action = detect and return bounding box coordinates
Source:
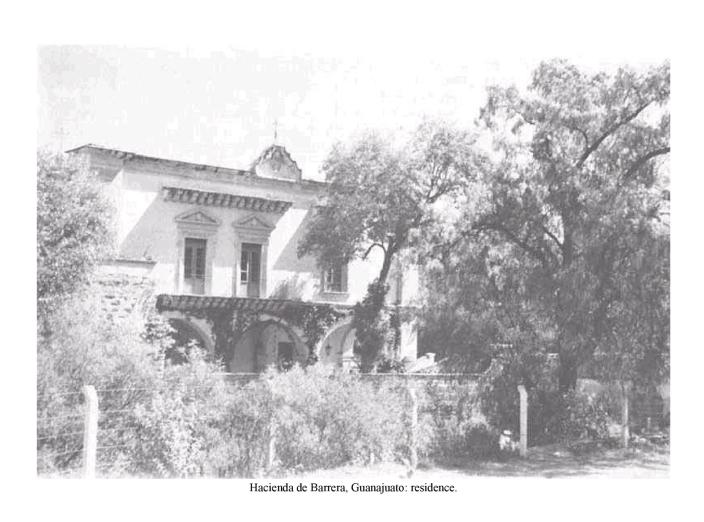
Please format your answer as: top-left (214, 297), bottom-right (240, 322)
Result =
top-left (541, 390), bottom-right (610, 442)
top-left (128, 391), bottom-right (206, 477)
top-left (37, 290), bottom-right (166, 474)
top-left (99, 349), bottom-right (228, 478)
top-left (200, 367), bottom-right (422, 476)
top-left (36, 286), bottom-right (229, 477)
top-left (471, 348), bottom-right (612, 446)
top-left (97, 364), bottom-right (432, 478)
top-left (429, 414), bottom-right (500, 461)
top-left (423, 378), bottom-right (500, 460)
top-left (376, 355), bottom-right (407, 374)
top-left (473, 341), bottom-right (558, 438)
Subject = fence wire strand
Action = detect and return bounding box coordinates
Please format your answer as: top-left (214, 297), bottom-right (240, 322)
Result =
top-left (37, 430), bottom-right (85, 442)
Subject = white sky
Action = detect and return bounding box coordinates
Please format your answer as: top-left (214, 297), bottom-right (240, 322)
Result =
top-left (38, 46), bottom-right (657, 181)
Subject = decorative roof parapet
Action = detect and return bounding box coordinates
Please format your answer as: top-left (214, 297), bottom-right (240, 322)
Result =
top-left (251, 144), bottom-right (303, 182)
top-left (67, 144), bottom-right (329, 191)
top-left (251, 144), bottom-right (302, 172)
top-left (162, 186), bottom-right (293, 213)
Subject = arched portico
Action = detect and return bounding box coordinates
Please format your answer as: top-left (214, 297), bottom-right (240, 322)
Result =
top-left (160, 311), bottom-right (215, 355)
top-left (230, 319), bottom-right (307, 373)
top-left (154, 294), bottom-right (360, 373)
top-left (316, 320), bottom-right (358, 370)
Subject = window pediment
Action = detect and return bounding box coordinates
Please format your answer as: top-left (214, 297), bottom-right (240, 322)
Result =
top-left (233, 214), bottom-right (274, 232)
top-left (175, 209), bottom-right (220, 228)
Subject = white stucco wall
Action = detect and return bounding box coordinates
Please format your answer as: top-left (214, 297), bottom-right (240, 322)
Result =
top-left (82, 148), bottom-right (420, 309)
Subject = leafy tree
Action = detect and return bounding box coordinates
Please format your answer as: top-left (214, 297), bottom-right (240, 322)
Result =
top-left (37, 150), bottom-right (114, 317)
top-left (299, 121), bottom-right (481, 370)
top-left (424, 60), bottom-right (669, 390)
top-left (587, 218), bottom-right (669, 387)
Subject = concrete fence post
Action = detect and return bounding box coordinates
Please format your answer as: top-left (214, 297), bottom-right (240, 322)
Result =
top-left (621, 382), bottom-right (630, 449)
top-left (266, 418), bottom-right (276, 472)
top-left (408, 385), bottom-right (419, 473)
top-left (82, 385), bottom-right (98, 479)
top-left (517, 385), bottom-right (528, 458)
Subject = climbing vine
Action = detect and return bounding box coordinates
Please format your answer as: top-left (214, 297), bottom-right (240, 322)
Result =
top-left (351, 280), bottom-right (391, 372)
top-left (174, 303), bottom-right (346, 369)
top-left (283, 304), bottom-right (347, 363)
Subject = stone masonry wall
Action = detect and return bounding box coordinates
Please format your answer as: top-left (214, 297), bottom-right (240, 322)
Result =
top-left (92, 270), bottom-right (156, 323)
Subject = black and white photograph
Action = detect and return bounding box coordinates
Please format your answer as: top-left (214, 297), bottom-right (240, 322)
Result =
top-left (8, 2), bottom-right (703, 520)
top-left (36, 44), bottom-right (671, 480)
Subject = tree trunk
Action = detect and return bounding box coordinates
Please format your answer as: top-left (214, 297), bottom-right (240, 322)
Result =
top-left (355, 247), bottom-right (396, 372)
top-left (378, 249), bottom-right (394, 287)
top-left (557, 356), bottom-right (578, 391)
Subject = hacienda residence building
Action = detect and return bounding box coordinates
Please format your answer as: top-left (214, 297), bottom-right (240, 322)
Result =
top-left (68, 142), bottom-right (421, 373)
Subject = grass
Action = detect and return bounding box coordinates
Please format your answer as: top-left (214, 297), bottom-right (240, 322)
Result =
top-left (292, 443), bottom-right (669, 480)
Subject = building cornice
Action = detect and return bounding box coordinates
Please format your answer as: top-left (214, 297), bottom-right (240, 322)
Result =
top-left (162, 186), bottom-right (293, 214)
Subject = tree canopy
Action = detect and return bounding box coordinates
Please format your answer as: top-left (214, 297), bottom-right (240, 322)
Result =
top-left (299, 121), bottom-right (482, 369)
top-left (422, 60), bottom-right (669, 388)
top-left (37, 151), bottom-right (114, 315)
top-left (299, 122), bottom-right (480, 280)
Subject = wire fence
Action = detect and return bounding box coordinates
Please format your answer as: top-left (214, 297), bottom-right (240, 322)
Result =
top-left (36, 374), bottom-right (668, 478)
top-left (37, 379), bottom-right (236, 478)
top-left (36, 375), bottom-right (481, 478)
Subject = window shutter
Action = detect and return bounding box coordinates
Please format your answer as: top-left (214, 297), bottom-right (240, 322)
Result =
top-left (251, 248), bottom-right (261, 282)
top-left (184, 246), bottom-right (193, 278)
top-left (195, 244), bottom-right (206, 279)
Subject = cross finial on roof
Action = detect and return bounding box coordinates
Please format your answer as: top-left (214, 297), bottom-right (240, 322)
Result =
top-left (273, 119), bottom-right (278, 144)
top-left (57, 124), bottom-right (68, 151)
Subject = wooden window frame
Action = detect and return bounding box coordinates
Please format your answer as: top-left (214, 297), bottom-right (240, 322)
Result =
top-left (232, 215), bottom-right (274, 298)
top-left (239, 242), bottom-right (263, 297)
top-left (322, 261), bottom-right (348, 294)
top-left (174, 208), bottom-right (220, 295)
top-left (183, 237), bottom-right (207, 294)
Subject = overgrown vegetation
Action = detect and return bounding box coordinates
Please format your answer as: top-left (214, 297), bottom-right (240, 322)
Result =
top-left (38, 305), bottom-right (439, 478)
top-left (36, 292), bottom-right (628, 477)
top-left (37, 151), bottom-right (114, 320)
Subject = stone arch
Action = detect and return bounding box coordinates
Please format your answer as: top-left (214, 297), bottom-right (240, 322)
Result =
top-left (315, 319), bottom-right (358, 369)
top-left (160, 311), bottom-right (215, 354)
top-left (230, 318), bottom-right (307, 373)
top-left (258, 313), bottom-right (306, 344)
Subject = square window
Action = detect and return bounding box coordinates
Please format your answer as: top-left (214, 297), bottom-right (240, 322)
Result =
top-left (323, 261), bottom-right (347, 293)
